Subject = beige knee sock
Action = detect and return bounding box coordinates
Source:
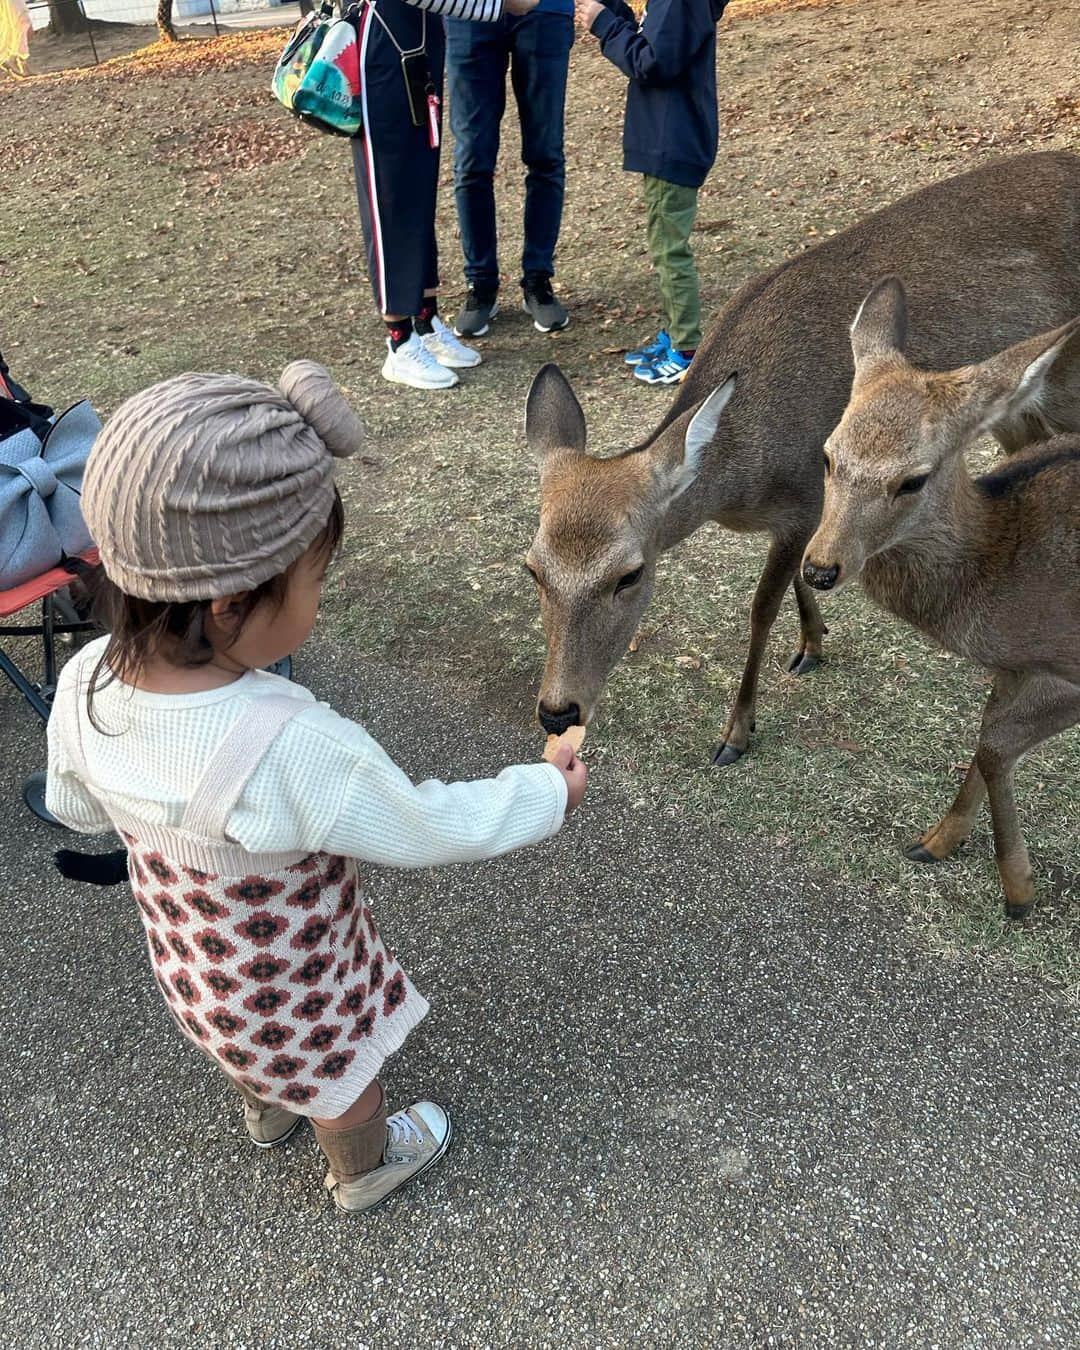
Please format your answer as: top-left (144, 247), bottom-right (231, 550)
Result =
top-left (312, 1084), bottom-right (388, 1183)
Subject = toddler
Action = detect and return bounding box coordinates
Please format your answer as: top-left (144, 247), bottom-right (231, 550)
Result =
top-left (46, 361), bottom-right (587, 1214)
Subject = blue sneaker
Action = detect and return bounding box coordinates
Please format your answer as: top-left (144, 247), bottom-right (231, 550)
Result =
top-left (624, 331), bottom-right (672, 366)
top-left (634, 348), bottom-right (693, 385)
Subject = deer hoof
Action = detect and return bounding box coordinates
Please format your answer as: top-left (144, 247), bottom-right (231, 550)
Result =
top-left (787, 649), bottom-right (821, 677)
top-left (1005, 899), bottom-right (1035, 921)
top-left (903, 842), bottom-right (941, 865)
top-left (710, 741), bottom-right (746, 767)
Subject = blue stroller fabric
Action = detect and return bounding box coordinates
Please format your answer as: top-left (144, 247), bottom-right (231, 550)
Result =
top-left (0, 399), bottom-right (100, 589)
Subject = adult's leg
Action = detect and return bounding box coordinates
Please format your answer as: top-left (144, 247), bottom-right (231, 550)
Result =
top-left (350, 1), bottom-right (439, 321)
top-left (510, 12), bottom-right (573, 282)
top-left (643, 175), bottom-right (703, 353)
top-left (446, 18), bottom-right (508, 294)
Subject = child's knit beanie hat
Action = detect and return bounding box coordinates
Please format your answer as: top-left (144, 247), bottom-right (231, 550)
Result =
top-left (82, 361), bottom-right (363, 602)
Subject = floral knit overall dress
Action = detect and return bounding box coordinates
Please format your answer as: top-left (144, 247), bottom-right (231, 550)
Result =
top-left (70, 694), bottom-right (429, 1118)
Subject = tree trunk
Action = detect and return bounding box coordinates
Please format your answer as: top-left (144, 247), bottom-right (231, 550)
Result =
top-left (46, 0), bottom-right (85, 35)
top-left (157, 0), bottom-right (178, 42)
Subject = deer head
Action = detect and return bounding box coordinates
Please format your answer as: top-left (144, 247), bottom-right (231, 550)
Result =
top-left (524, 364), bottom-right (735, 732)
top-left (802, 276), bottom-right (1080, 591)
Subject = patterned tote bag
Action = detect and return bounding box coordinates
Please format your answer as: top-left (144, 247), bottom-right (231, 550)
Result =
top-left (272, 4), bottom-right (364, 138)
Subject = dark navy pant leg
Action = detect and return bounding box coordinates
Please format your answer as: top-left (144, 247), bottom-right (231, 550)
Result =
top-left (351, 0), bottom-right (445, 317)
top-left (446, 17), bottom-right (508, 293)
top-left (509, 13), bottom-right (573, 282)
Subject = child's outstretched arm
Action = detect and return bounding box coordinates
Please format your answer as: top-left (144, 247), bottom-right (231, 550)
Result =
top-left (235, 705), bottom-right (587, 870)
top-left (576, 0), bottom-right (715, 84)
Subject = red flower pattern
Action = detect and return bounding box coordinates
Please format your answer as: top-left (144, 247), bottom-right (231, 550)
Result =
top-left (203, 970), bottom-right (242, 999)
top-left (349, 1009), bottom-right (376, 1041)
top-left (225, 876), bottom-right (286, 906)
top-left (157, 893), bottom-right (189, 925)
top-left (206, 1008), bottom-right (247, 1036)
top-left (250, 1020), bottom-right (296, 1050)
top-left (144, 853), bottom-right (179, 885)
top-left (286, 876), bottom-right (322, 911)
top-left (191, 929), bottom-right (236, 964)
top-left (238, 954), bottom-right (290, 982)
top-left (314, 1049), bottom-right (355, 1080)
top-left (281, 1083), bottom-right (318, 1106)
top-left (234, 911), bottom-right (288, 948)
top-left (290, 952), bottom-right (335, 987)
top-left (300, 1023), bottom-right (342, 1052)
top-left (185, 889), bottom-right (231, 921)
top-left (166, 930), bottom-right (194, 962)
top-left (294, 990), bottom-right (334, 1021)
top-left (383, 971), bottom-right (407, 1016)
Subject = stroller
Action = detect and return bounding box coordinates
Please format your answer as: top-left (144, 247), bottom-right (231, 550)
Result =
top-left (0, 349), bottom-right (100, 824)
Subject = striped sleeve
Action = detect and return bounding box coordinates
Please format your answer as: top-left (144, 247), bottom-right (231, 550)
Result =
top-left (404, 0), bottom-right (503, 20)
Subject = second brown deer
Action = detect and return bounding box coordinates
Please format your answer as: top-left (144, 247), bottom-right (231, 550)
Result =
top-left (802, 277), bottom-right (1080, 918)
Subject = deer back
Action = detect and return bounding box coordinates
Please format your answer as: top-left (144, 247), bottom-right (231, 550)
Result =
top-left (653, 151), bottom-right (1080, 522)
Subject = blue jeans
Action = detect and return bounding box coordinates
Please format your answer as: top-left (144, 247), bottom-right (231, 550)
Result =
top-left (445, 13), bottom-right (574, 291)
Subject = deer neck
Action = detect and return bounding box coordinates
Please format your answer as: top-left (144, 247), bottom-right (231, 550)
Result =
top-left (860, 469), bottom-right (994, 650)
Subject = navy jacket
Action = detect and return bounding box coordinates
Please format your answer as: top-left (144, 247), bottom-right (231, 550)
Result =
top-left (590, 0), bottom-right (724, 189)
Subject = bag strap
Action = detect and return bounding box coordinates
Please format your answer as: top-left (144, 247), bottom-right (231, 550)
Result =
top-left (368, 2), bottom-right (426, 58)
top-left (181, 694), bottom-right (311, 840)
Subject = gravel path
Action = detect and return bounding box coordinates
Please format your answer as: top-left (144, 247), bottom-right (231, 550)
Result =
top-left (1, 640), bottom-right (1076, 1347)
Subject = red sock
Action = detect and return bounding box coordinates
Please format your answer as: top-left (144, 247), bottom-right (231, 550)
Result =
top-left (385, 318), bottom-right (413, 351)
top-left (415, 298), bottom-right (438, 336)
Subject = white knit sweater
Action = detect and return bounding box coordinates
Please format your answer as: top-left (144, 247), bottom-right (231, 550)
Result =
top-left (46, 636), bottom-right (568, 865)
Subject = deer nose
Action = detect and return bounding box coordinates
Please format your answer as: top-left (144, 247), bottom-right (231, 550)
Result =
top-left (537, 702), bottom-right (582, 736)
top-left (802, 560), bottom-right (840, 591)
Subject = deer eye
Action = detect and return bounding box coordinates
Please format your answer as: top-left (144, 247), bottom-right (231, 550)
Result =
top-left (614, 565), bottom-right (644, 595)
top-left (895, 473), bottom-right (929, 497)
top-left (823, 449), bottom-right (833, 475)
top-left (523, 562), bottom-right (540, 585)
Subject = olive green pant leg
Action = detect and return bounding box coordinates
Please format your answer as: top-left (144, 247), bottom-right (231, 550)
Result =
top-left (642, 175), bottom-right (703, 352)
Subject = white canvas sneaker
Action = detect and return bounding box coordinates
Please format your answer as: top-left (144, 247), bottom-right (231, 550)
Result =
top-left (420, 315), bottom-right (482, 369)
top-left (324, 1101), bottom-right (453, 1214)
top-left (381, 334), bottom-right (459, 390)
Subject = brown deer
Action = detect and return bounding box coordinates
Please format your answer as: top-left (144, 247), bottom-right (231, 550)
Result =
top-left (802, 277), bottom-right (1080, 918)
top-left (524, 151), bottom-right (1080, 764)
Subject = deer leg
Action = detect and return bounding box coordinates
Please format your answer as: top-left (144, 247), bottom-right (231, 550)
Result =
top-left (973, 673), bottom-right (1080, 920)
top-left (711, 539), bottom-right (799, 767)
top-left (904, 759), bottom-right (986, 864)
top-left (787, 571), bottom-right (829, 676)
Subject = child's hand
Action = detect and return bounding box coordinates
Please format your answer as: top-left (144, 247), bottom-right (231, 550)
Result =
top-left (506, 0), bottom-right (540, 13)
top-left (548, 739), bottom-right (588, 816)
top-left (574, 0), bottom-right (604, 31)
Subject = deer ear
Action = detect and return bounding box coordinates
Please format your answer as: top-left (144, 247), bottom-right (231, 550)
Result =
top-left (851, 276), bottom-right (908, 371)
top-left (525, 363), bottom-right (587, 463)
top-left (957, 316), bottom-right (1080, 441)
top-left (657, 375), bottom-right (736, 499)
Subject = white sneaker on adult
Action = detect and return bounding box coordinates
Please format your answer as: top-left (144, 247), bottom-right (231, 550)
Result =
top-left (381, 334), bottom-right (459, 390)
top-left (420, 315), bottom-right (482, 369)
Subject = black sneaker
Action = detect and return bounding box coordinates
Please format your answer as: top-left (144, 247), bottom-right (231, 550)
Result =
top-left (453, 288), bottom-right (499, 338)
top-left (522, 275), bottom-right (569, 333)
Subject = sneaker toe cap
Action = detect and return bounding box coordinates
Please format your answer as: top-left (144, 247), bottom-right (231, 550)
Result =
top-left (410, 1100), bottom-right (451, 1144)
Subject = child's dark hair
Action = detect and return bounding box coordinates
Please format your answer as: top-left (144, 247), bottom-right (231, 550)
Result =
top-left (86, 489), bottom-right (345, 729)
